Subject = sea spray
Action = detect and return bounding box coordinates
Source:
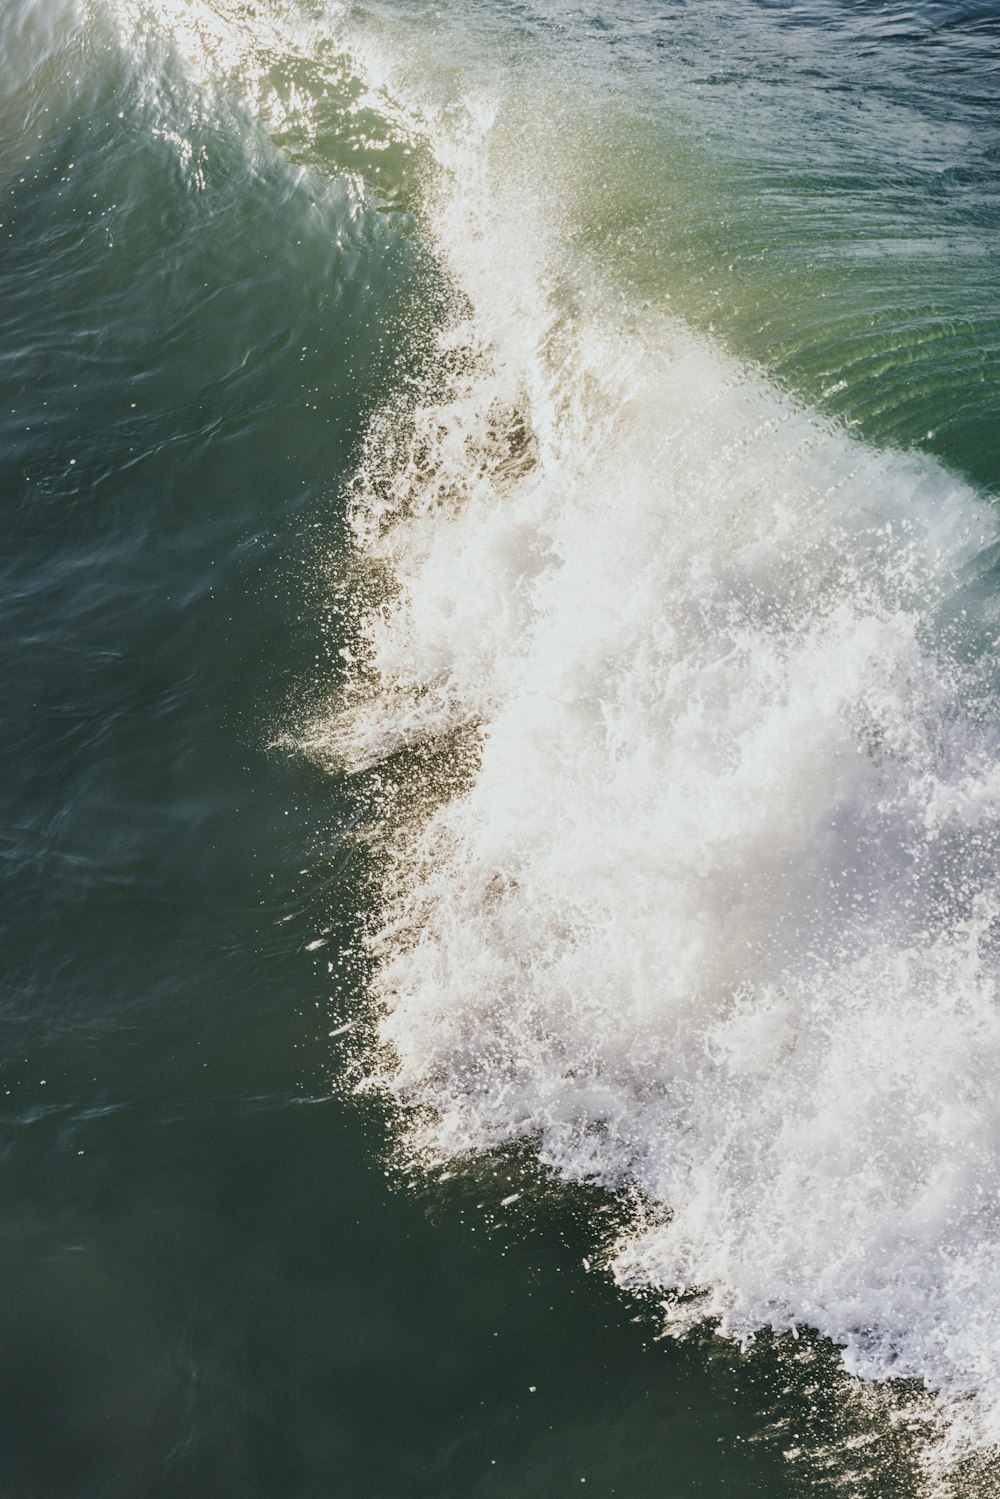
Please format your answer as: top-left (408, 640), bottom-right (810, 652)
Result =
top-left (310, 52), bottom-right (1000, 1485)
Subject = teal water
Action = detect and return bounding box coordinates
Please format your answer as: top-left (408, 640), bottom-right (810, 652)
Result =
top-left (3, 0), bottom-right (1000, 1494)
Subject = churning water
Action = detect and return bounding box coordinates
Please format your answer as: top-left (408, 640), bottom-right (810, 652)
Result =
top-left (4, 0), bottom-right (1000, 1492)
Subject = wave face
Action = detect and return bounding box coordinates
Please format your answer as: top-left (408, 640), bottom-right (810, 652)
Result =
top-left (228, 0), bottom-right (1000, 1482)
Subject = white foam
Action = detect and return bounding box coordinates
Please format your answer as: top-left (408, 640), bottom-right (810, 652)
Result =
top-left (314, 36), bottom-right (1000, 1481)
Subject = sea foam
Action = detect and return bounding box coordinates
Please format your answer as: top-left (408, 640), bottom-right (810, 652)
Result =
top-left (314, 35), bottom-right (1000, 1484)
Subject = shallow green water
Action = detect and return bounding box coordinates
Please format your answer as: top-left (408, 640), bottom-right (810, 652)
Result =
top-left (3, 0), bottom-right (1000, 1494)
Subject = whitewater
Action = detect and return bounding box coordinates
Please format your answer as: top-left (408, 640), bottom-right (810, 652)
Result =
top-left (300, 12), bottom-right (1000, 1489)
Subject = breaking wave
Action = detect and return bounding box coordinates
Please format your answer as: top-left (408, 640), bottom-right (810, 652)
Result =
top-left (312, 29), bottom-right (1000, 1489)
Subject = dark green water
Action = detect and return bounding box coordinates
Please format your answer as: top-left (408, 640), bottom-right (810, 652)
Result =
top-left (0, 8), bottom-right (794, 1495)
top-left (4, 0), bottom-right (1000, 1494)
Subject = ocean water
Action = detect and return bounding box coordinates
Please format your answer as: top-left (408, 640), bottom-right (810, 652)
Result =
top-left (3, 0), bottom-right (1000, 1494)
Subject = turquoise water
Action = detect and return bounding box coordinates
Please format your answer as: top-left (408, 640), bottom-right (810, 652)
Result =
top-left (3, 0), bottom-right (1000, 1493)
